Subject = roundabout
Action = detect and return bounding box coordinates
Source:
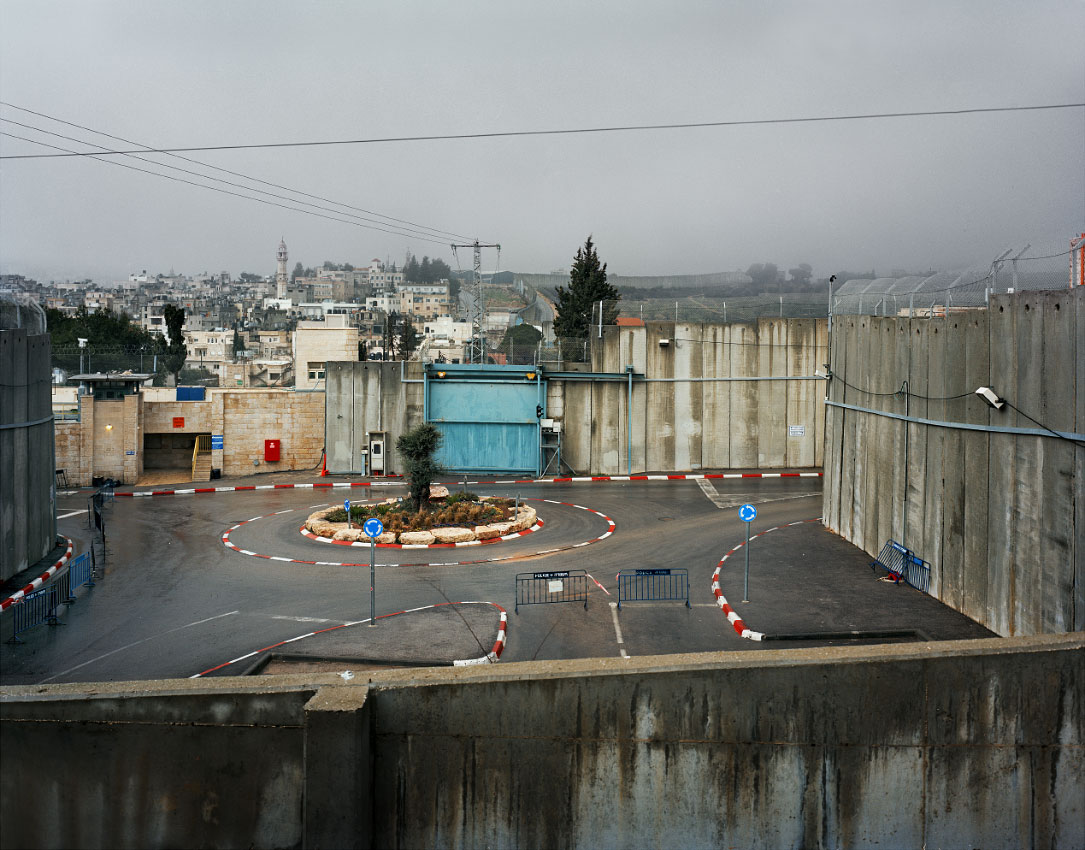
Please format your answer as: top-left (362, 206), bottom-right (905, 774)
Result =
top-left (221, 497), bottom-right (615, 567)
top-left (2, 470), bottom-right (990, 688)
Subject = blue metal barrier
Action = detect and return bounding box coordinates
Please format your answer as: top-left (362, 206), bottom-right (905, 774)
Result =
top-left (617, 568), bottom-right (691, 610)
top-left (8, 586), bottom-right (62, 644)
top-left (871, 540), bottom-right (930, 593)
top-left (515, 570), bottom-right (589, 613)
top-left (902, 553), bottom-right (931, 593)
top-left (64, 552), bottom-right (95, 602)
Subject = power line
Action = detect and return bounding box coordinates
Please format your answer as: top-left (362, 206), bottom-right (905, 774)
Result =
top-left (0, 101), bottom-right (475, 243)
top-left (1003, 401), bottom-right (1085, 448)
top-left (0, 131), bottom-right (452, 246)
top-left (0, 115), bottom-right (469, 246)
top-left (1, 102), bottom-right (1080, 160)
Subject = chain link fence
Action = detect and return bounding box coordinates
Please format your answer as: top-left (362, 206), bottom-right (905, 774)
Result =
top-left (831, 244), bottom-right (1076, 318)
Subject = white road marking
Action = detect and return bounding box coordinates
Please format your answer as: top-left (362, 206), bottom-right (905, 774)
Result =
top-left (38, 610), bottom-right (240, 684)
top-left (696, 478), bottom-right (821, 510)
top-left (56, 509), bottom-right (87, 519)
top-left (609, 602), bottom-right (629, 658)
top-left (270, 615), bottom-right (337, 624)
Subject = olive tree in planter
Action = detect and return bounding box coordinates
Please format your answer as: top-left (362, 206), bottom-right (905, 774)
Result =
top-left (396, 422), bottom-right (443, 512)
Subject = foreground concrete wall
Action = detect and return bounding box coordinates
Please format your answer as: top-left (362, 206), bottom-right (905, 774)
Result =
top-left (2, 635), bottom-right (1081, 849)
top-left (0, 328), bottom-right (55, 580)
top-left (823, 289), bottom-right (1083, 635)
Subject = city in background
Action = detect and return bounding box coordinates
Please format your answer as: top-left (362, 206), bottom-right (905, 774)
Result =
top-left (0, 236), bottom-right (1079, 416)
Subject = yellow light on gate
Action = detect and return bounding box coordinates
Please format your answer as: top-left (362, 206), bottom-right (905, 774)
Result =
top-left (437, 371), bottom-right (446, 378)
top-left (525, 372), bottom-right (536, 380)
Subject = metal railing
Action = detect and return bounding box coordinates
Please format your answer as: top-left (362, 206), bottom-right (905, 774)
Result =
top-left (870, 540), bottom-right (931, 593)
top-left (63, 552), bottom-right (96, 602)
top-left (514, 569), bottom-right (589, 613)
top-left (616, 568), bottom-right (691, 610)
top-left (8, 586), bottom-right (61, 643)
top-left (191, 434), bottom-right (212, 480)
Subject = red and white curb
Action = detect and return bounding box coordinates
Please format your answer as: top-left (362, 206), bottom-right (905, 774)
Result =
top-left (711, 517), bottom-right (822, 640)
top-left (453, 602), bottom-right (508, 666)
top-left (300, 518), bottom-right (545, 549)
top-left (222, 500), bottom-right (615, 568)
top-left (1, 537), bottom-right (74, 612)
top-left (113, 471), bottom-right (822, 498)
top-left (190, 601), bottom-right (508, 677)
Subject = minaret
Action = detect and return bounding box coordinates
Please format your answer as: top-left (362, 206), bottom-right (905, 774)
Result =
top-left (276, 237), bottom-right (289, 298)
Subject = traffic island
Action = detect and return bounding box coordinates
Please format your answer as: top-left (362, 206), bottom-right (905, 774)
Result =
top-left (304, 497), bottom-right (539, 546)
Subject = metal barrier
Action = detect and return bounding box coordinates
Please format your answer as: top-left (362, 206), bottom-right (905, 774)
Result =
top-left (64, 552), bottom-right (96, 602)
top-left (617, 568), bottom-right (691, 610)
top-left (871, 540), bottom-right (930, 593)
top-left (8, 586), bottom-right (62, 644)
top-left (515, 570), bottom-right (589, 613)
top-left (902, 553), bottom-right (931, 593)
top-left (192, 434), bottom-right (212, 480)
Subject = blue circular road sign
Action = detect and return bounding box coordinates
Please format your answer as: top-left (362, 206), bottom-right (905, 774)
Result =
top-left (739, 503), bottom-right (757, 523)
top-left (363, 517), bottom-right (384, 538)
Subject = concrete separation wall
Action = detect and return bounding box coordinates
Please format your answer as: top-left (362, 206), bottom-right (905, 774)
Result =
top-left (823, 289), bottom-right (1083, 636)
top-left (324, 320), bottom-right (828, 476)
top-left (2, 634), bottom-right (1081, 849)
top-left (1, 328), bottom-right (55, 581)
top-left (585, 319), bottom-right (827, 474)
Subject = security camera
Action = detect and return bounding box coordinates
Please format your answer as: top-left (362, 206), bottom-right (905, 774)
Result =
top-left (975, 386), bottom-right (1005, 410)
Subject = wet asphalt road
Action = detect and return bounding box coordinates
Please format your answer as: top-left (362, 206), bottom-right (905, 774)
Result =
top-left (0, 475), bottom-right (992, 685)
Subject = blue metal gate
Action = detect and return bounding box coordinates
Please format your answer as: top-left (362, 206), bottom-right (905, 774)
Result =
top-left (425, 364), bottom-right (544, 475)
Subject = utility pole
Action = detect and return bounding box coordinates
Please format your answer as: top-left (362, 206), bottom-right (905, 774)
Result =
top-left (451, 240), bottom-right (500, 364)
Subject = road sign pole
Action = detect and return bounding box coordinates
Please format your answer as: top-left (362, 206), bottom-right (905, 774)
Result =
top-left (369, 538), bottom-right (376, 627)
top-left (362, 516), bottom-right (383, 628)
top-left (345, 499), bottom-right (351, 530)
top-left (737, 503), bottom-right (757, 603)
top-left (743, 521), bottom-right (751, 602)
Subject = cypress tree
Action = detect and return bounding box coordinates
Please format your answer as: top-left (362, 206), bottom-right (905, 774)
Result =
top-left (553, 236), bottom-right (620, 346)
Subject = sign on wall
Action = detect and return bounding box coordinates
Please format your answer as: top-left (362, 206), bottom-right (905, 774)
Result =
top-left (788, 425), bottom-right (805, 437)
top-left (172, 417), bottom-right (185, 428)
top-left (211, 435), bottom-right (223, 450)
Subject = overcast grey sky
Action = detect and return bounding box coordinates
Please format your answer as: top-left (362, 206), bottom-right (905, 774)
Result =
top-left (1, 0), bottom-right (1082, 283)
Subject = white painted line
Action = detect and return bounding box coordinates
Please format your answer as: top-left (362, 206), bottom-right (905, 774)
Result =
top-left (271, 615), bottom-right (334, 624)
top-left (57, 509), bottom-right (87, 519)
top-left (38, 610), bottom-right (240, 684)
top-left (609, 602), bottom-right (628, 658)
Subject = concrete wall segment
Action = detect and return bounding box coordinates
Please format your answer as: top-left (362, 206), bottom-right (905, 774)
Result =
top-left (3, 635), bottom-right (1080, 849)
top-left (0, 328), bottom-right (55, 580)
top-left (823, 289), bottom-right (1082, 637)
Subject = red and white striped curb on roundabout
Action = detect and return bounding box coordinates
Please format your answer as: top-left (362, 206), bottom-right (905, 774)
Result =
top-left (300, 518), bottom-right (545, 548)
top-left (711, 517), bottom-right (822, 640)
top-left (113, 471), bottom-right (822, 498)
top-left (221, 499), bottom-right (615, 568)
top-left (190, 601), bottom-right (508, 677)
top-left (0, 537), bottom-right (74, 612)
